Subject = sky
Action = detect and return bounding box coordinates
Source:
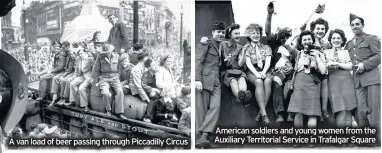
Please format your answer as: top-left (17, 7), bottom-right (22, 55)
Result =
top-left (10, 0), bottom-right (191, 33)
top-left (232, 0), bottom-right (382, 39)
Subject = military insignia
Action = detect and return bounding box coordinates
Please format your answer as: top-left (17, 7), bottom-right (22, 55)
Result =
top-left (18, 82), bottom-right (25, 100)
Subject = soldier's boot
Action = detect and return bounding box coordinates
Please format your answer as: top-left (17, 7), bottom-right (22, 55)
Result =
top-left (106, 110), bottom-right (112, 117)
top-left (119, 114), bottom-right (128, 120)
top-left (276, 114), bottom-right (284, 124)
top-left (49, 94), bottom-right (58, 106)
top-left (195, 133), bottom-right (210, 149)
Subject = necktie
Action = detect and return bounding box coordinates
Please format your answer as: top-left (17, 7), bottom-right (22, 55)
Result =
top-left (255, 44), bottom-right (263, 69)
top-left (332, 48), bottom-right (338, 62)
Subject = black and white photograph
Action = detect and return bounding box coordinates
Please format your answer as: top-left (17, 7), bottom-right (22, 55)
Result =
top-left (195, 0), bottom-right (380, 149)
top-left (1, 0), bottom-right (191, 150)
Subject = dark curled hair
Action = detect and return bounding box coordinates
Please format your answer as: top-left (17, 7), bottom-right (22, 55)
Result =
top-left (92, 31), bottom-right (101, 41)
top-left (327, 29), bottom-right (347, 47)
top-left (52, 41), bottom-right (62, 47)
top-left (225, 23), bottom-right (240, 39)
top-left (297, 30), bottom-right (316, 50)
top-left (107, 14), bottom-right (115, 18)
top-left (62, 41), bottom-right (71, 47)
top-left (310, 18), bottom-right (329, 35)
top-left (245, 23), bottom-right (263, 41)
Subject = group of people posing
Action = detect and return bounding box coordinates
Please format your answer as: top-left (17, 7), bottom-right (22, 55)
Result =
top-left (195, 3), bottom-right (380, 148)
top-left (33, 14), bottom-right (191, 137)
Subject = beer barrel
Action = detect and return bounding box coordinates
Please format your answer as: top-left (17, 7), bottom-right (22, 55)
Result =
top-left (123, 95), bottom-right (147, 120)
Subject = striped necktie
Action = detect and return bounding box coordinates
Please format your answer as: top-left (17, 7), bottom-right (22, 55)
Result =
top-left (255, 44), bottom-right (263, 69)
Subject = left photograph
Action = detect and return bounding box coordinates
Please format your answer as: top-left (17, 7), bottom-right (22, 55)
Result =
top-left (0, 0), bottom-right (191, 150)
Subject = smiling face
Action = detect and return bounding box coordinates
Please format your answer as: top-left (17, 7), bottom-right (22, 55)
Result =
top-left (107, 15), bottom-right (117, 25)
top-left (350, 18), bottom-right (364, 36)
top-left (122, 58), bottom-right (130, 68)
top-left (313, 24), bottom-right (326, 39)
top-left (301, 34), bottom-right (314, 49)
top-left (230, 29), bottom-right (241, 43)
top-left (212, 30), bottom-right (225, 42)
top-left (330, 33), bottom-right (343, 48)
top-left (249, 29), bottom-right (261, 43)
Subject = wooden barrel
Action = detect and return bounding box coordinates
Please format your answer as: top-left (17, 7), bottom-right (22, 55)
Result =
top-left (123, 95), bottom-right (147, 120)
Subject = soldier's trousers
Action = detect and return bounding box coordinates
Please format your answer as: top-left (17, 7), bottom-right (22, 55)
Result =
top-left (273, 82), bottom-right (287, 115)
top-left (196, 80), bottom-right (221, 134)
top-left (59, 73), bottom-right (76, 98)
top-left (38, 72), bottom-right (64, 97)
top-left (69, 76), bottom-right (91, 107)
top-left (355, 84), bottom-right (381, 128)
top-left (99, 76), bottom-right (125, 114)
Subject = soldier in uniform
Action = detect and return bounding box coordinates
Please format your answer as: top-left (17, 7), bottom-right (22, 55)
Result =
top-left (92, 44), bottom-right (128, 120)
top-left (345, 14), bottom-right (380, 145)
top-left (195, 21), bottom-right (225, 148)
top-left (37, 42), bottom-right (67, 100)
top-left (49, 42), bottom-right (76, 106)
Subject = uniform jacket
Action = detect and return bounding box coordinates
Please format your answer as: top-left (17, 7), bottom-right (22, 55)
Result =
top-left (92, 52), bottom-right (120, 78)
top-left (220, 41), bottom-right (244, 77)
top-left (107, 22), bottom-right (129, 54)
top-left (141, 70), bottom-right (157, 93)
top-left (51, 52), bottom-right (68, 73)
top-left (195, 39), bottom-right (222, 91)
top-left (62, 54), bottom-right (76, 77)
top-left (345, 32), bottom-right (381, 87)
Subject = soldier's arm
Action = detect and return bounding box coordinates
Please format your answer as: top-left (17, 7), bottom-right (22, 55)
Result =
top-left (265, 12), bottom-right (273, 36)
top-left (195, 43), bottom-right (209, 81)
top-left (132, 69), bottom-right (150, 101)
top-left (363, 36), bottom-right (381, 71)
top-left (50, 56), bottom-right (65, 73)
top-left (119, 23), bottom-right (129, 50)
top-left (92, 54), bottom-right (101, 78)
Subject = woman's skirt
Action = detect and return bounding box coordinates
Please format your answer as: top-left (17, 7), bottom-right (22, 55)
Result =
top-left (328, 69), bottom-right (357, 113)
top-left (288, 72), bottom-right (321, 116)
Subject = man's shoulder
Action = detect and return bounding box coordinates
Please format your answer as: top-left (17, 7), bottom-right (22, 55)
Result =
top-left (364, 34), bottom-right (380, 42)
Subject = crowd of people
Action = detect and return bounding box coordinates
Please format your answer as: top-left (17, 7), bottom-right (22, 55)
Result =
top-left (195, 2), bottom-right (380, 148)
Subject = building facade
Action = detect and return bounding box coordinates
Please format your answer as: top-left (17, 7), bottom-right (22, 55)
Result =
top-left (24, 0), bottom-right (175, 47)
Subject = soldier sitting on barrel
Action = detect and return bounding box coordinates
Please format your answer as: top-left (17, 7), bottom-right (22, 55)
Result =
top-left (69, 48), bottom-right (95, 110)
top-left (92, 43), bottom-right (128, 120)
top-left (129, 53), bottom-right (161, 123)
top-left (50, 42), bottom-right (77, 106)
top-left (119, 54), bottom-right (134, 95)
top-left (37, 41), bottom-right (67, 101)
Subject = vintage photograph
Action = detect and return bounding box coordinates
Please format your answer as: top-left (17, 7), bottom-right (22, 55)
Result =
top-left (195, 0), bottom-right (380, 149)
top-left (1, 0), bottom-right (191, 150)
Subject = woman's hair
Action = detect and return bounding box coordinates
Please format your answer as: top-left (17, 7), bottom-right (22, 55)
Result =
top-left (225, 23), bottom-right (240, 39)
top-left (92, 31), bottom-right (101, 42)
top-left (245, 23), bottom-right (263, 42)
top-left (160, 55), bottom-right (170, 66)
top-left (327, 29), bottom-right (347, 47)
top-left (297, 30), bottom-right (316, 50)
top-left (310, 18), bottom-right (329, 35)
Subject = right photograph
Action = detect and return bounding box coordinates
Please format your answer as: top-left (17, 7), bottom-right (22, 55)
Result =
top-left (194, 0), bottom-right (381, 149)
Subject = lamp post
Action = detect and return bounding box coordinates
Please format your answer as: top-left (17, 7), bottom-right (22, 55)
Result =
top-left (22, 0), bottom-right (29, 62)
top-left (22, 0), bottom-right (27, 44)
top-left (179, 5), bottom-right (183, 56)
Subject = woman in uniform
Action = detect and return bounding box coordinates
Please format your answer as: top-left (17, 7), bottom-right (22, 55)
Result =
top-left (243, 24), bottom-right (273, 125)
top-left (324, 29), bottom-right (357, 128)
